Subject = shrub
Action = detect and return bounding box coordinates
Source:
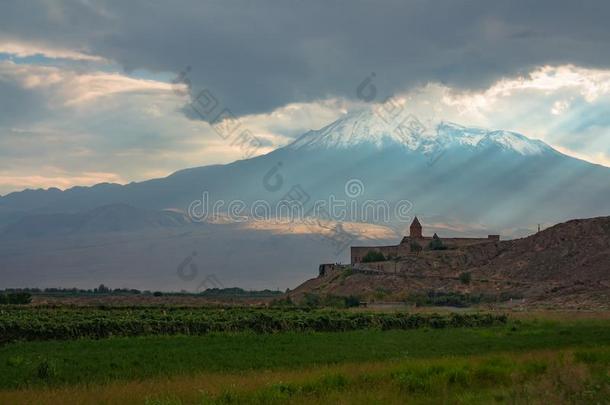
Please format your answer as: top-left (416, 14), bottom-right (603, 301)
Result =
top-left (303, 293), bottom-right (321, 308)
top-left (341, 267), bottom-right (353, 279)
top-left (322, 295), bottom-right (362, 308)
top-left (0, 307), bottom-right (507, 342)
top-left (407, 291), bottom-right (480, 307)
top-left (0, 292), bottom-right (32, 305)
top-left (270, 296), bottom-right (295, 307)
top-left (37, 359), bottom-right (57, 380)
top-left (429, 235), bottom-right (447, 250)
top-left (459, 272), bottom-right (472, 284)
top-left (344, 295), bottom-right (361, 308)
top-left (322, 295), bottom-right (346, 308)
top-left (362, 250), bottom-right (386, 263)
top-left (374, 288), bottom-right (389, 300)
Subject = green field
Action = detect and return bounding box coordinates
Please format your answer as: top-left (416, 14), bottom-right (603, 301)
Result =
top-left (0, 309), bottom-right (609, 404)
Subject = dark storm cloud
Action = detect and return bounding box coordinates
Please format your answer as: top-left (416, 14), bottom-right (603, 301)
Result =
top-left (2, 0), bottom-right (610, 116)
top-left (0, 79), bottom-right (47, 126)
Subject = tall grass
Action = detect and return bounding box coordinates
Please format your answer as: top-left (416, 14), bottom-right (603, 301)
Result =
top-left (0, 348), bottom-right (607, 405)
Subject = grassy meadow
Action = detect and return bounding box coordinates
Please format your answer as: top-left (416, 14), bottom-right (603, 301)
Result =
top-left (0, 308), bottom-right (608, 404)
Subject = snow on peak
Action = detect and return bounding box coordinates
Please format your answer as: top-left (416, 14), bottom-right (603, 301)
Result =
top-left (287, 109), bottom-right (550, 156)
top-left (436, 122), bottom-right (550, 155)
top-left (288, 109), bottom-right (426, 150)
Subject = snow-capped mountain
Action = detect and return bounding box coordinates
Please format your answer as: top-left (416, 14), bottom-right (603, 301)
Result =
top-left (1, 108), bottom-right (609, 289)
top-left (0, 108), bottom-right (608, 230)
top-left (288, 109), bottom-right (551, 156)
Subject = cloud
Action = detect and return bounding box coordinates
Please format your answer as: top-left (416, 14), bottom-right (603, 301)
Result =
top-left (439, 65), bottom-right (610, 113)
top-left (1, 59), bottom-right (610, 196)
top-left (0, 61), bottom-right (176, 107)
top-left (3, 0), bottom-right (610, 116)
top-left (1, 0), bottom-right (610, 195)
top-left (0, 76), bottom-right (45, 126)
top-left (230, 98), bottom-right (355, 147)
top-left (0, 39), bottom-right (105, 61)
top-left (377, 65), bottom-right (610, 168)
top-left (0, 60), bottom-right (278, 194)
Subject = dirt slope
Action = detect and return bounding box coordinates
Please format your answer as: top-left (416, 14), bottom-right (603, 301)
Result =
top-left (291, 216), bottom-right (610, 309)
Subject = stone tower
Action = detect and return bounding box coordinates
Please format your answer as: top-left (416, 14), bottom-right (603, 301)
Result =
top-left (410, 216), bottom-right (423, 238)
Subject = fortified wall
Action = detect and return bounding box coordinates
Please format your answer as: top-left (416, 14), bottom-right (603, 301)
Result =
top-left (350, 217), bottom-right (499, 264)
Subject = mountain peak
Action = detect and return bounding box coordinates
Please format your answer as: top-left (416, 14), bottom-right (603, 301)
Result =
top-left (287, 109), bottom-right (552, 156)
top-left (288, 109), bottom-right (419, 150)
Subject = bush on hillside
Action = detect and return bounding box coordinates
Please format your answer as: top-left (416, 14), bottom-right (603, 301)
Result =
top-left (362, 251), bottom-right (386, 263)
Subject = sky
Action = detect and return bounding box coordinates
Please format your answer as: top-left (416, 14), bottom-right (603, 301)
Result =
top-left (1, 0), bottom-right (610, 195)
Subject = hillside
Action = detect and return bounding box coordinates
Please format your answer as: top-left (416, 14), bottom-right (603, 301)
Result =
top-left (290, 216), bottom-right (610, 309)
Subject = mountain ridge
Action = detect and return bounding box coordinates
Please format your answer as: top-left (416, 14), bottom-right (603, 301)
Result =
top-left (0, 110), bottom-right (609, 235)
top-left (0, 109), bottom-right (597, 201)
top-left (1, 204), bottom-right (191, 238)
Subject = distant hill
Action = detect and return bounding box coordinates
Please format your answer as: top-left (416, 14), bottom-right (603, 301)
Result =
top-left (290, 216), bottom-right (610, 309)
top-left (1, 204), bottom-right (191, 238)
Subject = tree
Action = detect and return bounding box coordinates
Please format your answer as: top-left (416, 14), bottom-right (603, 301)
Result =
top-left (362, 250), bottom-right (386, 263)
top-left (94, 284), bottom-right (111, 294)
top-left (410, 241), bottom-right (422, 255)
